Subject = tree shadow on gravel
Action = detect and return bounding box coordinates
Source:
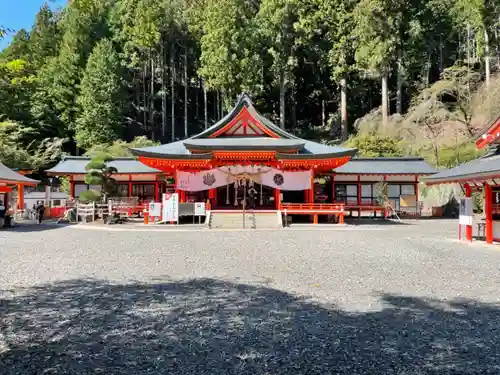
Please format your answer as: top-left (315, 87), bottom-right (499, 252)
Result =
top-left (1, 278), bottom-right (499, 374)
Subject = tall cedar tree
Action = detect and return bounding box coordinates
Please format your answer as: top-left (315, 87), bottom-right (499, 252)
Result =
top-left (76, 39), bottom-right (124, 149)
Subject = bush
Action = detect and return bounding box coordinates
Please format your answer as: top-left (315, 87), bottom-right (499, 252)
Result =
top-left (79, 189), bottom-right (101, 203)
top-left (344, 135), bottom-right (403, 157)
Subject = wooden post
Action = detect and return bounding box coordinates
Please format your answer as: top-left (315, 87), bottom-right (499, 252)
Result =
top-left (484, 183), bottom-right (493, 244)
top-left (70, 176), bottom-right (75, 199)
top-left (465, 183), bottom-right (473, 242)
top-left (17, 184), bottom-right (24, 211)
top-left (415, 175), bottom-right (419, 216)
top-left (275, 188), bottom-right (281, 210)
top-left (331, 175), bottom-right (335, 203)
top-left (209, 188), bottom-right (217, 209)
top-left (155, 175), bottom-right (159, 202)
top-left (313, 213), bottom-right (318, 224)
top-left (128, 175), bottom-right (133, 198)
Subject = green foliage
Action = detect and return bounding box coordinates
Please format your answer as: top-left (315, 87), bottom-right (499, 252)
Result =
top-left (79, 189), bottom-right (101, 203)
top-left (76, 39), bottom-right (124, 149)
top-left (344, 135), bottom-right (403, 157)
top-left (1, 0), bottom-right (500, 161)
top-left (84, 136), bottom-right (160, 157)
top-left (84, 152), bottom-right (118, 201)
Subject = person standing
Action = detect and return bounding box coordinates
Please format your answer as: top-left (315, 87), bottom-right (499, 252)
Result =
top-left (0, 200), bottom-right (5, 228)
top-left (248, 186), bottom-right (257, 210)
top-left (36, 201), bottom-right (45, 224)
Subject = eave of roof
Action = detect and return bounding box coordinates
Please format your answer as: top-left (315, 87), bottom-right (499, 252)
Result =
top-left (0, 162), bottom-right (39, 185)
top-left (46, 156), bottom-right (162, 175)
top-left (424, 149), bottom-right (500, 184)
top-left (333, 157), bottom-right (438, 175)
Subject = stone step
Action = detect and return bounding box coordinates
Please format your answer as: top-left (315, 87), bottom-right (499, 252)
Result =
top-left (209, 212), bottom-right (282, 229)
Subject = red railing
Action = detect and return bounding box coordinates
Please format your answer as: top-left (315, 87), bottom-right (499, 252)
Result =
top-left (281, 203), bottom-right (344, 212)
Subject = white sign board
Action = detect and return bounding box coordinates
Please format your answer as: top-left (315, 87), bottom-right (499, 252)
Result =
top-left (148, 202), bottom-right (161, 217)
top-left (194, 202), bottom-right (206, 216)
top-left (459, 197), bottom-right (473, 225)
top-left (162, 193), bottom-right (179, 222)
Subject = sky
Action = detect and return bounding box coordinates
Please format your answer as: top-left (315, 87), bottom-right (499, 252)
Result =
top-left (0, 0), bottom-right (67, 50)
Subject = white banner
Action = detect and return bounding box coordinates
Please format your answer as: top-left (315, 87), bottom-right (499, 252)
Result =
top-left (260, 169), bottom-right (312, 191)
top-left (177, 169), bottom-right (230, 191)
top-left (177, 167), bottom-right (312, 191)
top-left (162, 193), bottom-right (179, 222)
top-left (459, 197), bottom-right (473, 226)
top-left (194, 202), bottom-right (206, 216)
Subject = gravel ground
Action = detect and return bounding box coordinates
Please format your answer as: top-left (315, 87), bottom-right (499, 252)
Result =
top-left (1, 220), bottom-right (500, 374)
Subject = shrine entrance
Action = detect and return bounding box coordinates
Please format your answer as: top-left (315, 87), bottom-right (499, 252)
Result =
top-left (215, 181), bottom-right (276, 210)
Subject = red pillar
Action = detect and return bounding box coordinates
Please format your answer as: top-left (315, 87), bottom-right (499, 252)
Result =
top-left (17, 184), bottom-right (24, 210)
top-left (70, 176), bottom-right (75, 199)
top-left (209, 188), bottom-right (217, 208)
top-left (331, 175), bottom-right (335, 203)
top-left (180, 190), bottom-right (186, 203)
top-left (484, 183), bottom-right (493, 244)
top-left (154, 175), bottom-right (159, 202)
top-left (465, 183), bottom-right (473, 242)
top-left (128, 175), bottom-right (133, 198)
top-left (275, 188), bottom-right (281, 210)
top-left (357, 175), bottom-right (361, 205)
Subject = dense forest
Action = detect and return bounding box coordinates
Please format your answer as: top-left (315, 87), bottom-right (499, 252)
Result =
top-left (1, 0), bottom-right (500, 171)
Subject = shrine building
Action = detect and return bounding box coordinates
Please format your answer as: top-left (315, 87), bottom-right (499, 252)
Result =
top-left (425, 115), bottom-right (500, 244)
top-left (47, 94), bottom-right (437, 221)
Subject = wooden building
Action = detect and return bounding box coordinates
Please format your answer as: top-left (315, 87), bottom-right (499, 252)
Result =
top-left (426, 117), bottom-right (500, 244)
top-left (48, 94), bottom-right (436, 220)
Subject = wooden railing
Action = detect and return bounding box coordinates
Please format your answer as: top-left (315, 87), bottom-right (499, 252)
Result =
top-left (281, 203), bottom-right (344, 212)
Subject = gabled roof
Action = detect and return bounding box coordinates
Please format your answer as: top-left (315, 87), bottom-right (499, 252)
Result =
top-left (425, 146), bottom-right (500, 184)
top-left (46, 156), bottom-right (161, 175)
top-left (0, 162), bottom-right (39, 185)
top-left (131, 93), bottom-right (357, 160)
top-left (334, 157), bottom-right (438, 175)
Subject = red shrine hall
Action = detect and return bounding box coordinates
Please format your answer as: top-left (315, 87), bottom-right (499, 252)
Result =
top-left (47, 94), bottom-right (437, 221)
top-left (426, 115), bottom-right (500, 244)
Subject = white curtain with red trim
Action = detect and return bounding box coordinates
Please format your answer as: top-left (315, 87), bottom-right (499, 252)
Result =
top-left (177, 167), bottom-right (312, 191)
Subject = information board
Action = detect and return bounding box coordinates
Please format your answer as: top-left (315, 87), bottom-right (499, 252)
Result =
top-left (194, 202), bottom-right (206, 216)
top-left (459, 197), bottom-right (473, 225)
top-left (148, 202), bottom-right (161, 217)
top-left (162, 193), bottom-right (179, 222)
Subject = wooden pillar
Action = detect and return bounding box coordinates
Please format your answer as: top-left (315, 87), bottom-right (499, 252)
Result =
top-left (17, 184), bottom-right (24, 210)
top-left (485, 182), bottom-right (493, 244)
top-left (357, 175), bottom-right (361, 205)
top-left (465, 183), bottom-right (473, 242)
top-left (331, 175), bottom-right (335, 203)
top-left (309, 173), bottom-right (315, 203)
top-left (415, 176), bottom-right (419, 215)
top-left (155, 175), bottom-right (159, 202)
top-left (209, 188), bottom-right (217, 208)
top-left (128, 175), bottom-right (133, 198)
top-left (275, 188), bottom-right (281, 210)
top-left (70, 176), bottom-right (75, 199)
top-left (180, 190), bottom-right (186, 203)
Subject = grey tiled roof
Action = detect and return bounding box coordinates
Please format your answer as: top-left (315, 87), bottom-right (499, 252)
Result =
top-left (183, 137), bottom-right (305, 150)
top-left (424, 147), bottom-right (500, 183)
top-left (334, 157), bottom-right (438, 175)
top-left (46, 156), bottom-right (161, 175)
top-left (0, 162), bottom-right (39, 184)
top-left (131, 94), bottom-right (357, 160)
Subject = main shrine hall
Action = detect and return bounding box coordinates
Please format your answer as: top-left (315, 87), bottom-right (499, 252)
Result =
top-left (48, 94), bottom-right (437, 220)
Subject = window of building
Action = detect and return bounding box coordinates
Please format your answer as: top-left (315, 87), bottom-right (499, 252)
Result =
top-left (361, 184), bottom-right (373, 204)
top-left (52, 199), bottom-right (62, 207)
top-left (335, 184), bottom-right (358, 204)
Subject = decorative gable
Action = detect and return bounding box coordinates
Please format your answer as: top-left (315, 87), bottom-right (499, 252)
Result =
top-left (209, 106), bottom-right (280, 138)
